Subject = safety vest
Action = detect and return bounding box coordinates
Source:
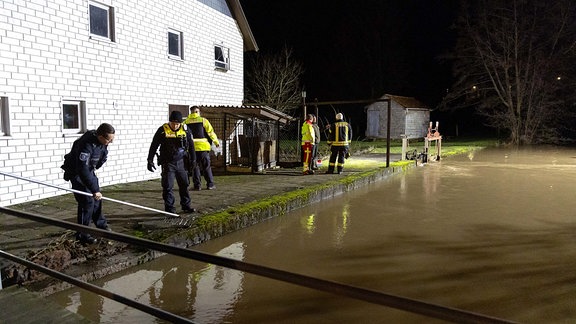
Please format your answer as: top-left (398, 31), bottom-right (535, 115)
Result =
top-left (301, 121), bottom-right (315, 145)
top-left (163, 123), bottom-right (187, 138)
top-left (328, 121), bottom-right (351, 146)
top-left (184, 114), bottom-right (219, 151)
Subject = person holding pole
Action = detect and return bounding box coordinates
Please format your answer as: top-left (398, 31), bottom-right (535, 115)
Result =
top-left (61, 123), bottom-right (115, 245)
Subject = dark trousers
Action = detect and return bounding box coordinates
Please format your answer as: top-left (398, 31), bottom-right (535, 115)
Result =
top-left (161, 159), bottom-right (191, 212)
top-left (70, 176), bottom-right (107, 241)
top-left (327, 146), bottom-right (348, 173)
top-left (192, 151), bottom-right (214, 189)
top-left (312, 143), bottom-right (319, 169)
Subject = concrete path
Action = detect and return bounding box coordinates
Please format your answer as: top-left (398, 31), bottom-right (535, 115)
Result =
top-left (0, 153), bottom-right (404, 294)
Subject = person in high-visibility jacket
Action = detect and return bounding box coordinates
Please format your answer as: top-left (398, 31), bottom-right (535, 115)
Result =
top-left (184, 106), bottom-right (220, 190)
top-left (301, 113), bottom-right (316, 175)
top-left (147, 111), bottom-right (197, 214)
top-left (325, 113), bottom-right (352, 174)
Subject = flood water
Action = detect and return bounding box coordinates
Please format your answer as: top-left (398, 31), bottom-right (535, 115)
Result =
top-left (49, 146), bottom-right (576, 323)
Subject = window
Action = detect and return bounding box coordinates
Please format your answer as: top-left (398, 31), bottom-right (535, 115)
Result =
top-left (214, 45), bottom-right (230, 70)
top-left (0, 96), bottom-right (10, 137)
top-left (89, 1), bottom-right (115, 41)
top-left (62, 100), bottom-right (87, 134)
top-left (168, 29), bottom-right (183, 59)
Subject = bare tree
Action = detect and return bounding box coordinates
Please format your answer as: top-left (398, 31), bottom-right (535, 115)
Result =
top-left (443, 0), bottom-right (576, 144)
top-left (244, 46), bottom-right (304, 113)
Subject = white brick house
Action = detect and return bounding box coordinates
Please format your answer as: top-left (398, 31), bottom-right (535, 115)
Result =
top-left (0, 0), bottom-right (257, 206)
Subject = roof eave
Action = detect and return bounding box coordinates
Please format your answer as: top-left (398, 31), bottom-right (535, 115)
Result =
top-left (226, 0), bottom-right (259, 52)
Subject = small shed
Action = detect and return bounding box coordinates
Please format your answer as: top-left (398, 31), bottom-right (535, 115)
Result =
top-left (365, 94), bottom-right (430, 139)
top-left (191, 105), bottom-right (295, 173)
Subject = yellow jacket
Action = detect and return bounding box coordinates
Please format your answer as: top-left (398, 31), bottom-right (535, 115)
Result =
top-left (301, 120), bottom-right (315, 145)
top-left (184, 113), bottom-right (219, 151)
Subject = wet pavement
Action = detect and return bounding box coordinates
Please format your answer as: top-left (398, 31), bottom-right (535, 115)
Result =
top-left (0, 153), bottom-right (403, 294)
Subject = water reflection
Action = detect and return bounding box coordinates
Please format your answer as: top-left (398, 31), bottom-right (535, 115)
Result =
top-left (51, 243), bottom-right (246, 323)
top-left (50, 146), bottom-right (576, 323)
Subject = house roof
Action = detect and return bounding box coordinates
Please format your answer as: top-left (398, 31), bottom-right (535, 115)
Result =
top-left (199, 105), bottom-right (296, 124)
top-left (382, 94), bottom-right (428, 109)
top-left (227, 0), bottom-right (259, 52)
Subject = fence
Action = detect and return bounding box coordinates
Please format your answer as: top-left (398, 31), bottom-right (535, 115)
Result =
top-left (203, 113), bottom-right (301, 172)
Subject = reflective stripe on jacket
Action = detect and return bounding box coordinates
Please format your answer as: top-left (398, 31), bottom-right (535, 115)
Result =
top-left (327, 121), bottom-right (351, 146)
top-left (148, 123), bottom-right (195, 165)
top-left (184, 114), bottom-right (219, 151)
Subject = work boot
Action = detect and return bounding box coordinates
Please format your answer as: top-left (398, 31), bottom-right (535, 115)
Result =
top-left (77, 235), bottom-right (98, 245)
top-left (182, 207), bottom-right (197, 213)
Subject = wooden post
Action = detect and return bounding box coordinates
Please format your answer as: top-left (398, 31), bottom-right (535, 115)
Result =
top-left (401, 135), bottom-right (407, 161)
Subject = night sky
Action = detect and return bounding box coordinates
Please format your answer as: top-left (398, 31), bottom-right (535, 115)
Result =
top-left (241, 0), bottom-right (465, 136)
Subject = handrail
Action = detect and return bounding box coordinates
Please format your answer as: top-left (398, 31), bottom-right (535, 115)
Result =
top-left (0, 207), bottom-right (517, 324)
top-left (0, 249), bottom-right (194, 324)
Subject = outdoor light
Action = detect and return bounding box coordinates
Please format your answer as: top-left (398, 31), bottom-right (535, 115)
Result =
top-left (302, 90), bottom-right (306, 98)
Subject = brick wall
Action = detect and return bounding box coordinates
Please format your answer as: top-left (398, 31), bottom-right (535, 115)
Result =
top-left (0, 0), bottom-right (246, 206)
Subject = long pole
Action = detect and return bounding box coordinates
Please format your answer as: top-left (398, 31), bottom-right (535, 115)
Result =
top-left (0, 171), bottom-right (179, 217)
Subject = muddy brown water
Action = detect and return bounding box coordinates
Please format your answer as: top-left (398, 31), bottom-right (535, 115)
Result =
top-left (49, 146), bottom-right (576, 323)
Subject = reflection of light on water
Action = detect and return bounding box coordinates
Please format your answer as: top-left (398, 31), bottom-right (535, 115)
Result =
top-left (303, 213), bottom-right (315, 234)
top-left (192, 242), bottom-right (245, 323)
top-left (334, 203), bottom-right (350, 247)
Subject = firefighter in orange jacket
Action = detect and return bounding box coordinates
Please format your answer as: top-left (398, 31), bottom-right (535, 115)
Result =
top-left (301, 113), bottom-right (316, 175)
top-left (326, 113), bottom-right (352, 174)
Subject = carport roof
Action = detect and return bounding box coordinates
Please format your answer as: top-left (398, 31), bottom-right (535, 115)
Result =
top-left (198, 105), bottom-right (296, 124)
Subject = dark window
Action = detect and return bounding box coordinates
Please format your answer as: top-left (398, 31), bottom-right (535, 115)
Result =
top-left (89, 4), bottom-right (109, 38)
top-left (0, 96), bottom-right (9, 136)
top-left (63, 104), bottom-right (80, 130)
top-left (215, 45), bottom-right (229, 70)
top-left (168, 30), bottom-right (183, 58)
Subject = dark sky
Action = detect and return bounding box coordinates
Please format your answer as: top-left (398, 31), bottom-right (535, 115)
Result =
top-left (241, 0), bottom-right (464, 135)
top-left (242, 1), bottom-right (458, 104)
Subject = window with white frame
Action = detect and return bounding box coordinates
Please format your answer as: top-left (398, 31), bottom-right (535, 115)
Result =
top-left (62, 100), bottom-right (87, 134)
top-left (214, 45), bottom-right (230, 71)
top-left (89, 1), bottom-right (115, 41)
top-left (168, 29), bottom-right (183, 59)
top-left (0, 96), bottom-right (10, 136)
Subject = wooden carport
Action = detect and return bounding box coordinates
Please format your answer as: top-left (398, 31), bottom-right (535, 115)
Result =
top-left (198, 105), bottom-right (295, 173)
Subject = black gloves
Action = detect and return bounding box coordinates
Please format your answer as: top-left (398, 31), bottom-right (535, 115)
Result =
top-left (147, 160), bottom-right (156, 172)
